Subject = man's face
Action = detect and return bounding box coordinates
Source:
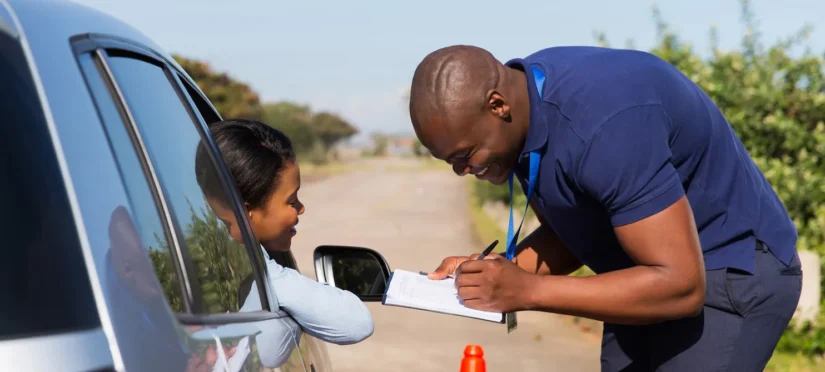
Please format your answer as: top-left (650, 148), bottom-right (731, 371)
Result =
top-left (422, 111), bottom-right (521, 185)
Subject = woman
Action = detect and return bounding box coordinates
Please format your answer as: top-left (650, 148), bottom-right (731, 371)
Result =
top-left (194, 118), bottom-right (374, 346)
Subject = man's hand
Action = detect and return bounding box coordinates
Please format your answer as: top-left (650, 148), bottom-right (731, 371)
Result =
top-left (453, 253), bottom-right (538, 313)
top-left (427, 254), bottom-right (482, 280)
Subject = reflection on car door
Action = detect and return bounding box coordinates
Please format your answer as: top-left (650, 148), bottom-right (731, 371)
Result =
top-left (76, 42), bottom-right (308, 372)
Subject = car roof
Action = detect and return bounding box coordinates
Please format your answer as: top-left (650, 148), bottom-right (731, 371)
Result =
top-left (4, 0), bottom-right (188, 72)
top-left (7, 0), bottom-right (164, 53)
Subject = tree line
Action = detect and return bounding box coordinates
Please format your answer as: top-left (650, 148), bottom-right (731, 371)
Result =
top-left (174, 56), bottom-right (359, 163)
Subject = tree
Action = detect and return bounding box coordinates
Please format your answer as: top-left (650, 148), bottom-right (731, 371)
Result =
top-left (173, 55), bottom-right (362, 160)
top-left (370, 132), bottom-right (390, 157)
top-left (183, 198), bottom-right (252, 314)
top-left (412, 138), bottom-right (428, 157)
top-left (308, 112), bottom-right (359, 151)
top-left (173, 55), bottom-right (264, 121)
top-left (149, 197), bottom-right (252, 314)
top-left (264, 101), bottom-right (312, 122)
top-left (148, 242), bottom-right (185, 313)
top-left (263, 102), bottom-right (318, 155)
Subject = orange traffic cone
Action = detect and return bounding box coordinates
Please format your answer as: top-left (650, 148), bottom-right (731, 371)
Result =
top-left (460, 344), bottom-right (486, 372)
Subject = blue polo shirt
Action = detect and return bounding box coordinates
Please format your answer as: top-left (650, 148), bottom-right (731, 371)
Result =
top-left (506, 46), bottom-right (797, 274)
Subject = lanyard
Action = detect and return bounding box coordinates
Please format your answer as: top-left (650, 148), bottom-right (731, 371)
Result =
top-left (505, 66), bottom-right (545, 260)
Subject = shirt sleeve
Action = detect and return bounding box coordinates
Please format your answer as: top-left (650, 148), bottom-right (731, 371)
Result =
top-left (266, 260), bottom-right (375, 345)
top-left (575, 104), bottom-right (685, 227)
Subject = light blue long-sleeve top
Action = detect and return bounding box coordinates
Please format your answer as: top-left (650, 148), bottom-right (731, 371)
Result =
top-left (240, 246), bottom-right (375, 345)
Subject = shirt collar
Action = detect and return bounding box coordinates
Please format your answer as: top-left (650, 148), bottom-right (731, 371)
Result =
top-left (504, 58), bottom-right (549, 156)
top-left (260, 244), bottom-right (271, 261)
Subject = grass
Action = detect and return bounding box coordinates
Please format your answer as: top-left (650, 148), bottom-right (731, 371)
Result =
top-left (298, 160), bottom-right (367, 178)
top-left (299, 156), bottom-right (450, 181)
top-left (417, 156), bottom-right (451, 171)
top-left (766, 352), bottom-right (822, 372)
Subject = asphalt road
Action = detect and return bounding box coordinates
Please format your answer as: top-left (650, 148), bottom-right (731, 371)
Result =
top-left (290, 158), bottom-right (601, 372)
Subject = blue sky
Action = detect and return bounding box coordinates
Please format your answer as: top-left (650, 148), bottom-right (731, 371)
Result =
top-left (74, 0), bottom-right (824, 142)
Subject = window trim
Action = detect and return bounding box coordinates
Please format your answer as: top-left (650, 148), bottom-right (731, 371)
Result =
top-left (71, 34), bottom-right (278, 319)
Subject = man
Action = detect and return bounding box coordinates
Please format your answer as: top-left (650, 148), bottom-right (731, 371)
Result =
top-left (409, 45), bottom-right (803, 371)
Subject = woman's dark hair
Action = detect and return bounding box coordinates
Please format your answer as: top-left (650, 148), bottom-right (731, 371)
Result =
top-left (195, 119), bottom-right (296, 210)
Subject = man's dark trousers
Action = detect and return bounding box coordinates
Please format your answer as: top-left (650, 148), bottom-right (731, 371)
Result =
top-left (600, 241), bottom-right (803, 371)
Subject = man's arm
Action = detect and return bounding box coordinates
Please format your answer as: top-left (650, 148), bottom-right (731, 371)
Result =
top-left (511, 200), bottom-right (582, 276)
top-left (524, 195), bottom-right (705, 324)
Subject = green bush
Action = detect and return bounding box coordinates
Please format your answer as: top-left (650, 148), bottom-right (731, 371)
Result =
top-left (307, 142), bottom-right (330, 166)
top-left (472, 180), bottom-right (517, 206)
top-left (776, 316), bottom-right (825, 356)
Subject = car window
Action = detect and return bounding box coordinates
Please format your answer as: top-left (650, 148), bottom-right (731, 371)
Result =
top-left (0, 29), bottom-right (99, 338)
top-left (77, 53), bottom-right (186, 312)
top-left (177, 75), bottom-right (300, 271)
top-left (105, 53), bottom-right (262, 314)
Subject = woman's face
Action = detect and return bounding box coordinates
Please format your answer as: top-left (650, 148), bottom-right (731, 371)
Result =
top-left (248, 162), bottom-right (304, 251)
top-left (207, 162), bottom-right (305, 252)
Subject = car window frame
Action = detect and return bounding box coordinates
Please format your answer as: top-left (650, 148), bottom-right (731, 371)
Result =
top-left (71, 34), bottom-right (286, 324)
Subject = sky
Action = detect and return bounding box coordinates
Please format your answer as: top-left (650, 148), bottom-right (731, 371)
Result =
top-left (73, 0), bottom-right (825, 143)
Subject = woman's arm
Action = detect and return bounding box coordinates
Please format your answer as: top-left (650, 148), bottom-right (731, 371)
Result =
top-left (266, 260), bottom-right (374, 345)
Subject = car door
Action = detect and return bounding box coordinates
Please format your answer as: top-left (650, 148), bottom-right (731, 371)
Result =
top-left (74, 36), bottom-right (308, 372)
top-left (175, 63), bottom-right (334, 372)
top-left (0, 23), bottom-right (114, 372)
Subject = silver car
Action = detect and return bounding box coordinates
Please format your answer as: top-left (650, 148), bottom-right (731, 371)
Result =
top-left (0, 1), bottom-right (391, 371)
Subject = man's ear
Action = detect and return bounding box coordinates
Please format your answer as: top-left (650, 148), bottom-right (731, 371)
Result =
top-left (486, 90), bottom-right (512, 122)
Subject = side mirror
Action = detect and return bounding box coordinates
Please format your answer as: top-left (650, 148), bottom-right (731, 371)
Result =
top-left (313, 245), bottom-right (391, 302)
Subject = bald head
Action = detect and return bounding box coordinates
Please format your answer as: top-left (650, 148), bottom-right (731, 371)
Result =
top-left (407, 45), bottom-right (531, 185)
top-left (409, 45), bottom-right (502, 136)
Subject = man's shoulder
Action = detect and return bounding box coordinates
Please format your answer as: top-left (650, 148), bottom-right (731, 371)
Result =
top-left (522, 46), bottom-right (660, 70)
top-left (524, 46), bottom-right (678, 96)
top-left (524, 45), bottom-right (615, 59)
top-left (526, 47), bottom-right (682, 140)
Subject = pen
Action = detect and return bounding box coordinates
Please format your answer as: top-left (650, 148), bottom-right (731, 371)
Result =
top-left (476, 239), bottom-right (499, 260)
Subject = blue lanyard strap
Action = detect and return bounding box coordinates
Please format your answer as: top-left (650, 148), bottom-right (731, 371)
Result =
top-left (504, 65), bottom-right (545, 261)
top-left (505, 152), bottom-right (540, 260)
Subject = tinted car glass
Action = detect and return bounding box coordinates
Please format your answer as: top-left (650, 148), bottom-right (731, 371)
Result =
top-left (0, 29), bottom-right (99, 338)
top-left (77, 53), bottom-right (186, 312)
top-left (106, 53), bottom-right (261, 313)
